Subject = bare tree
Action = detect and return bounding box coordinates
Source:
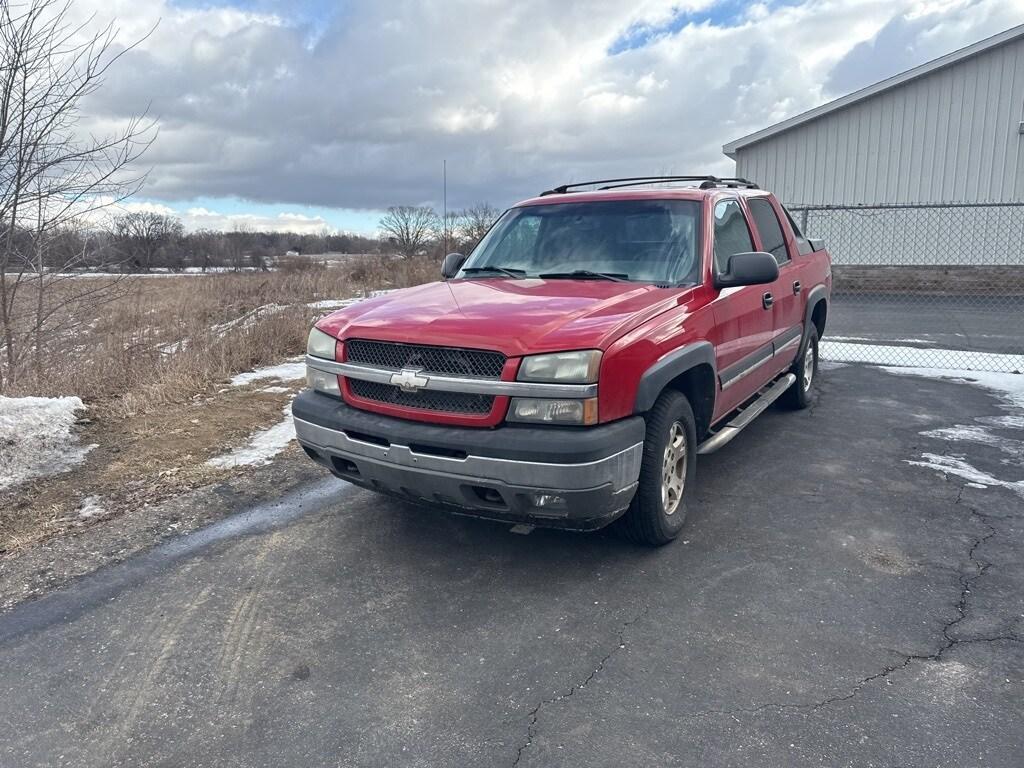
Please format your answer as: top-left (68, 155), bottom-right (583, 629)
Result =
top-left (378, 206), bottom-right (437, 259)
top-left (0, 0), bottom-right (155, 392)
top-left (461, 203), bottom-right (501, 252)
top-left (111, 212), bottom-right (183, 272)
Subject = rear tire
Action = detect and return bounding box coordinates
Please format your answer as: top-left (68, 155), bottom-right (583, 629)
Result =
top-left (781, 327), bottom-right (818, 410)
top-left (618, 390), bottom-right (697, 546)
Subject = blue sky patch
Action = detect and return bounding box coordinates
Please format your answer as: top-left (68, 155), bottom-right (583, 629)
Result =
top-left (609, 0), bottom-right (803, 54)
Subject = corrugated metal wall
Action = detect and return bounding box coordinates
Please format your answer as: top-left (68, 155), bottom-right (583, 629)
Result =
top-left (734, 35), bottom-right (1024, 206)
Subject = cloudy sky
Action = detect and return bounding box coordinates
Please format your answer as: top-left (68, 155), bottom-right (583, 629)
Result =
top-left (71, 0), bottom-right (1022, 234)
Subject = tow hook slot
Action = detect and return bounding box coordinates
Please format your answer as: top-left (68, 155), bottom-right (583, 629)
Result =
top-left (331, 456), bottom-right (360, 476)
top-left (469, 485), bottom-right (506, 508)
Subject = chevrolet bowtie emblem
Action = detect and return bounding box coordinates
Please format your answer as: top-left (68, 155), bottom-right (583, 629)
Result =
top-left (390, 368), bottom-right (429, 392)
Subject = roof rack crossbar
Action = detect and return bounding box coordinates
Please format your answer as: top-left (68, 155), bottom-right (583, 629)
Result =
top-left (715, 177), bottom-right (759, 189)
top-left (540, 175), bottom-right (720, 196)
top-left (539, 175), bottom-right (758, 195)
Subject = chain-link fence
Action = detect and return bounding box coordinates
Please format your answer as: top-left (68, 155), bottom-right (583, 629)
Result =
top-left (788, 202), bottom-right (1024, 373)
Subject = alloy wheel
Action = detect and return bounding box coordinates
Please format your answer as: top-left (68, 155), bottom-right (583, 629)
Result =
top-left (802, 341), bottom-right (815, 391)
top-left (661, 422), bottom-right (687, 515)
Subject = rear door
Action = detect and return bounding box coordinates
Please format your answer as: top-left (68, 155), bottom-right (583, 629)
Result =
top-left (747, 196), bottom-right (804, 368)
top-left (708, 198), bottom-right (776, 416)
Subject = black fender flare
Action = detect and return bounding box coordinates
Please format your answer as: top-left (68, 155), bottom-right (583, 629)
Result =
top-left (803, 285), bottom-right (828, 340)
top-left (633, 341), bottom-right (716, 414)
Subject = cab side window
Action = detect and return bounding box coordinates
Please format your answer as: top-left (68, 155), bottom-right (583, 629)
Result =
top-left (748, 198), bottom-right (790, 265)
top-left (713, 199), bottom-right (755, 275)
top-left (782, 205), bottom-right (813, 256)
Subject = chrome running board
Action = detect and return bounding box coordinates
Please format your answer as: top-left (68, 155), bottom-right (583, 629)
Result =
top-left (697, 373), bottom-right (797, 455)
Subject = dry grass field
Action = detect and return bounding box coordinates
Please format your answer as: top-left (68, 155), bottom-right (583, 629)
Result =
top-left (0, 255), bottom-right (437, 554)
top-left (5, 256), bottom-right (437, 407)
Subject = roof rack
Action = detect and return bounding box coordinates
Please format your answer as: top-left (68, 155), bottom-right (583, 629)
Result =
top-left (539, 175), bottom-right (759, 196)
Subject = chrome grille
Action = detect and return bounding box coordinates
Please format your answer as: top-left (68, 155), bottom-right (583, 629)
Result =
top-left (349, 380), bottom-right (494, 415)
top-left (345, 339), bottom-right (505, 379)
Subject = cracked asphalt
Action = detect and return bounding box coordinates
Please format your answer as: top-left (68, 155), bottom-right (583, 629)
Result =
top-left (1, 364), bottom-right (1022, 767)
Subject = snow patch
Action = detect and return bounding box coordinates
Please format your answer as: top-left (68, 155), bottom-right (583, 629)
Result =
top-left (229, 358), bottom-right (305, 387)
top-left (821, 342), bottom-right (1024, 373)
top-left (829, 335), bottom-right (938, 345)
top-left (905, 453), bottom-right (1024, 498)
top-left (76, 496), bottom-right (107, 519)
top-left (0, 396), bottom-right (95, 491)
top-left (879, 367), bottom-right (1024, 412)
top-left (206, 403), bottom-right (295, 469)
top-left (883, 366), bottom-right (1024, 499)
top-left (920, 425), bottom-right (1023, 456)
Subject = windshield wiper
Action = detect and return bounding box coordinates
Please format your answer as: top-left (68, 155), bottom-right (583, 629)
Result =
top-left (538, 269), bottom-right (629, 282)
top-left (460, 266), bottom-right (526, 279)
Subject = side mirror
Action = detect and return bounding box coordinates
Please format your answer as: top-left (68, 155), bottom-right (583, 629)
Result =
top-left (714, 251), bottom-right (779, 289)
top-left (807, 236), bottom-right (825, 252)
top-left (441, 252), bottom-right (466, 280)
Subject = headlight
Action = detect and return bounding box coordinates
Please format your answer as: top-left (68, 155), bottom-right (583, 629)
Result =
top-left (508, 397), bottom-right (598, 425)
top-left (517, 350), bottom-right (601, 383)
top-left (306, 328), bottom-right (340, 395)
top-left (307, 327), bottom-right (337, 359)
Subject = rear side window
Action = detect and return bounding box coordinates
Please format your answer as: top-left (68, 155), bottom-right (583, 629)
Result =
top-left (748, 198), bottom-right (790, 265)
top-left (782, 206), bottom-right (813, 256)
top-left (712, 199), bottom-right (755, 275)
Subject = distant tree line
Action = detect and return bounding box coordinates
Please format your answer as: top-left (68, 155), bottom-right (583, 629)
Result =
top-left (79, 212), bottom-right (388, 272)
top-left (8, 202), bottom-right (504, 274)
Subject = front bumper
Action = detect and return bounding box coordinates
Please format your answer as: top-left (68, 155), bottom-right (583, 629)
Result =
top-left (292, 390), bottom-right (644, 530)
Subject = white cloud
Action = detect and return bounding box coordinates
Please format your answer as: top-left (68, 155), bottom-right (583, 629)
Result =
top-left (65, 0), bottom-right (1023, 212)
top-left (182, 207), bottom-right (333, 234)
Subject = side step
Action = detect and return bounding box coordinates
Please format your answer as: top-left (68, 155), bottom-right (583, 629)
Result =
top-left (697, 373), bottom-right (797, 455)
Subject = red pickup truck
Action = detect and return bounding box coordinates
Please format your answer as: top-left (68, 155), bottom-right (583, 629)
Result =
top-left (294, 176), bottom-right (831, 545)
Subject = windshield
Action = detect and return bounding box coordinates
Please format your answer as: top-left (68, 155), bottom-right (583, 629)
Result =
top-left (458, 199), bottom-right (701, 284)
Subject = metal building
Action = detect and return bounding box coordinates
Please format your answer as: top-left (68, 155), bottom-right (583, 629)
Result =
top-left (722, 25), bottom-right (1024, 268)
top-left (724, 24), bottom-right (1024, 206)
top-left (721, 25), bottom-right (1024, 374)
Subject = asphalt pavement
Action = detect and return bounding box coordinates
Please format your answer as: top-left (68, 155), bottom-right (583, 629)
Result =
top-left (1, 364), bottom-right (1022, 767)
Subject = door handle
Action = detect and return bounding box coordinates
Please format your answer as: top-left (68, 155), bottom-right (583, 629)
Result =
top-left (793, 280), bottom-right (801, 294)
top-left (762, 292), bottom-right (774, 309)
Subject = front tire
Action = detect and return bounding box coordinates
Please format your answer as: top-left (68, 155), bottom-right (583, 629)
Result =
top-left (618, 390), bottom-right (697, 546)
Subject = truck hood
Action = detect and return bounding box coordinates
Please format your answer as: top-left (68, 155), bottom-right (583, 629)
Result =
top-left (317, 279), bottom-right (694, 356)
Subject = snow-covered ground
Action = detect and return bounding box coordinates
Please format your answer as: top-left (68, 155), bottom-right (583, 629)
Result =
top-left (76, 496), bottom-right (107, 520)
top-left (876, 365), bottom-right (1024, 499)
top-left (229, 359), bottom-right (305, 387)
top-left (0, 396), bottom-right (95, 492)
top-left (206, 403), bottom-right (296, 469)
top-left (820, 341), bottom-right (1024, 372)
top-left (53, 267), bottom-right (268, 279)
top-left (205, 357), bottom-right (313, 468)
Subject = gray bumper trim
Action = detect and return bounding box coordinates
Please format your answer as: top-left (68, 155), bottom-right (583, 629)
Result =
top-left (294, 417), bottom-right (642, 492)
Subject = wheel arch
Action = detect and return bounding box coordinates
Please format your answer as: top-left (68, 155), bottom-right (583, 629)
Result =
top-left (634, 342), bottom-right (716, 440)
top-left (804, 285), bottom-right (828, 339)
